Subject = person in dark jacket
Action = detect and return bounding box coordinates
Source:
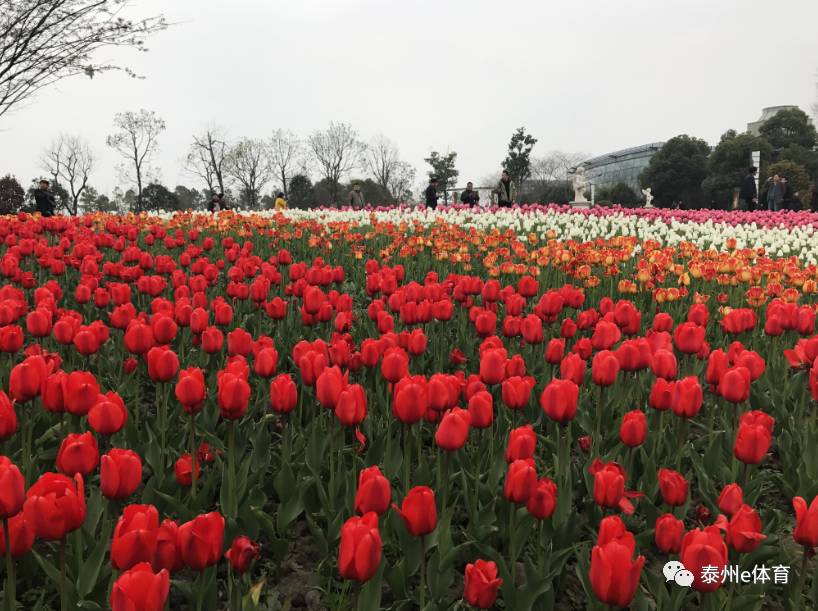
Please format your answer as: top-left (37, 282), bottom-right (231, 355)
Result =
top-left (739, 166), bottom-right (758, 211)
top-left (780, 177), bottom-right (798, 211)
top-left (810, 184), bottom-right (818, 213)
top-left (33, 179), bottom-right (56, 216)
top-left (207, 193), bottom-right (221, 212)
top-left (493, 170), bottom-right (516, 207)
top-left (460, 182), bottom-right (479, 206)
top-left (425, 177), bottom-right (438, 209)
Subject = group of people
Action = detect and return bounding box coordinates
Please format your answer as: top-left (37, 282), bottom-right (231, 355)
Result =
top-left (740, 166), bottom-right (818, 212)
top-left (424, 169), bottom-right (517, 209)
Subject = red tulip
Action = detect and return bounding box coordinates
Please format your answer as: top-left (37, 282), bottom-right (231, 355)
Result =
top-left (101, 449), bottom-right (143, 500)
top-left (0, 456), bottom-right (25, 518)
top-left (393, 486), bottom-right (437, 536)
top-left (650, 349), bottom-right (677, 380)
top-left (589, 459), bottom-right (625, 510)
top-left (217, 371), bottom-right (251, 420)
top-left (591, 350), bottom-right (620, 387)
top-left (733, 422), bottom-right (771, 465)
top-left (354, 466), bottom-right (391, 515)
top-left (253, 346), bottom-right (279, 378)
top-left (504, 459), bottom-right (537, 505)
top-left (175, 367), bottom-right (207, 414)
top-left (178, 512), bottom-right (225, 570)
top-left (479, 349), bottom-right (507, 385)
top-left (654, 513), bottom-right (684, 553)
top-left (151, 519), bottom-right (183, 573)
top-left (316, 366), bottom-right (347, 409)
top-left (225, 536), bottom-right (260, 573)
top-left (88, 391), bottom-right (128, 436)
top-left (146, 346), bottom-right (179, 383)
top-left (526, 476), bottom-right (557, 520)
top-left (793, 495), bottom-right (818, 548)
top-left (559, 352), bottom-right (586, 385)
top-left (269, 374), bottom-right (298, 414)
top-left (434, 407), bottom-right (470, 451)
top-left (174, 454), bottom-right (200, 487)
top-left (227, 327), bottom-right (254, 356)
top-left (589, 534), bottom-right (645, 608)
top-left (200, 326), bottom-right (224, 353)
top-left (110, 562), bottom-right (169, 611)
top-left (671, 376), bottom-right (702, 418)
top-left (673, 322), bottom-right (705, 354)
top-left (111, 504), bottom-right (160, 570)
top-left (24, 472), bottom-right (85, 540)
top-left (717, 366), bottom-right (751, 403)
top-left (9, 355), bottom-right (48, 402)
top-left (501, 376), bottom-right (535, 410)
top-left (392, 376), bottom-right (428, 424)
top-left (338, 512), bottom-right (382, 582)
top-left (726, 504), bottom-right (765, 553)
top-left (680, 526), bottom-right (728, 592)
top-left (64, 371), bottom-right (101, 416)
top-left (0, 391), bottom-right (17, 441)
top-left (380, 346), bottom-right (409, 383)
top-left (467, 390), bottom-right (493, 429)
top-left (335, 384), bottom-right (367, 427)
top-left (463, 559), bottom-right (503, 609)
top-left (506, 425), bottom-right (536, 463)
top-left (0, 512), bottom-right (34, 557)
top-left (56, 432), bottom-right (99, 476)
top-left (124, 322), bottom-right (155, 355)
top-left (540, 378), bottom-right (579, 424)
top-left (619, 410), bottom-right (646, 448)
top-left (717, 484), bottom-right (744, 517)
top-left (657, 468), bottom-right (688, 506)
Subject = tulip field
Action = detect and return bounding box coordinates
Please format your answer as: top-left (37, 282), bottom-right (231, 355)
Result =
top-left (3, 204), bottom-right (818, 610)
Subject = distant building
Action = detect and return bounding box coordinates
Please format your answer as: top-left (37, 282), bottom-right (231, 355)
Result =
top-left (747, 105), bottom-right (798, 136)
top-left (576, 142), bottom-right (665, 192)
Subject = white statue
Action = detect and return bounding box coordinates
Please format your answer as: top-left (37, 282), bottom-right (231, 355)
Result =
top-left (642, 187), bottom-right (654, 208)
top-left (571, 166), bottom-right (588, 203)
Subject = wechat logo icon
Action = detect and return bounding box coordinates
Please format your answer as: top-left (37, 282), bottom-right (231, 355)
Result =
top-left (663, 560), bottom-right (694, 588)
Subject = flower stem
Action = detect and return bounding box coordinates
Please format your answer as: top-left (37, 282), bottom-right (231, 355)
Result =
top-left (59, 538), bottom-right (68, 611)
top-left (3, 518), bottom-right (15, 611)
top-left (189, 412), bottom-right (198, 503)
top-left (419, 535), bottom-right (427, 610)
top-left (227, 420), bottom-right (237, 518)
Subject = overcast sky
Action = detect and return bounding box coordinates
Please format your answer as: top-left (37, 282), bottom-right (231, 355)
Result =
top-left (1, 0), bottom-right (817, 195)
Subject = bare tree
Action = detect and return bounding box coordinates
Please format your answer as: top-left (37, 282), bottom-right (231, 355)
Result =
top-left (387, 161), bottom-right (417, 204)
top-left (530, 151), bottom-right (588, 182)
top-left (42, 134), bottom-right (94, 215)
top-left (307, 122), bottom-right (365, 205)
top-left (224, 138), bottom-right (273, 209)
top-left (186, 127), bottom-right (228, 195)
top-left (106, 109), bottom-right (165, 212)
top-left (365, 135), bottom-right (401, 198)
top-left (0, 1), bottom-right (167, 118)
top-left (269, 129), bottom-right (302, 199)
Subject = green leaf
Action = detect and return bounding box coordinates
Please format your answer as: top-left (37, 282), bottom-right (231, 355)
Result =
top-left (77, 528), bottom-right (110, 598)
top-left (357, 561), bottom-right (384, 611)
top-left (276, 489), bottom-right (304, 535)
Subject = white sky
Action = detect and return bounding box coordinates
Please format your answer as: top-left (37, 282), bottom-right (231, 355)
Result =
top-left (1, 0), bottom-right (817, 195)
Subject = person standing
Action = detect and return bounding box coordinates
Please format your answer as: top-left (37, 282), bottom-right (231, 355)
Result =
top-left (810, 183), bottom-right (818, 212)
top-left (349, 183), bottom-right (366, 208)
top-left (739, 166), bottom-right (758, 211)
top-left (460, 182), bottom-right (479, 206)
top-left (207, 193), bottom-right (221, 213)
top-left (493, 170), bottom-right (516, 208)
top-left (765, 175), bottom-right (783, 211)
top-left (274, 192), bottom-right (287, 210)
top-left (33, 179), bottom-right (56, 216)
top-left (425, 177), bottom-right (439, 209)
top-left (780, 176), bottom-right (797, 211)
